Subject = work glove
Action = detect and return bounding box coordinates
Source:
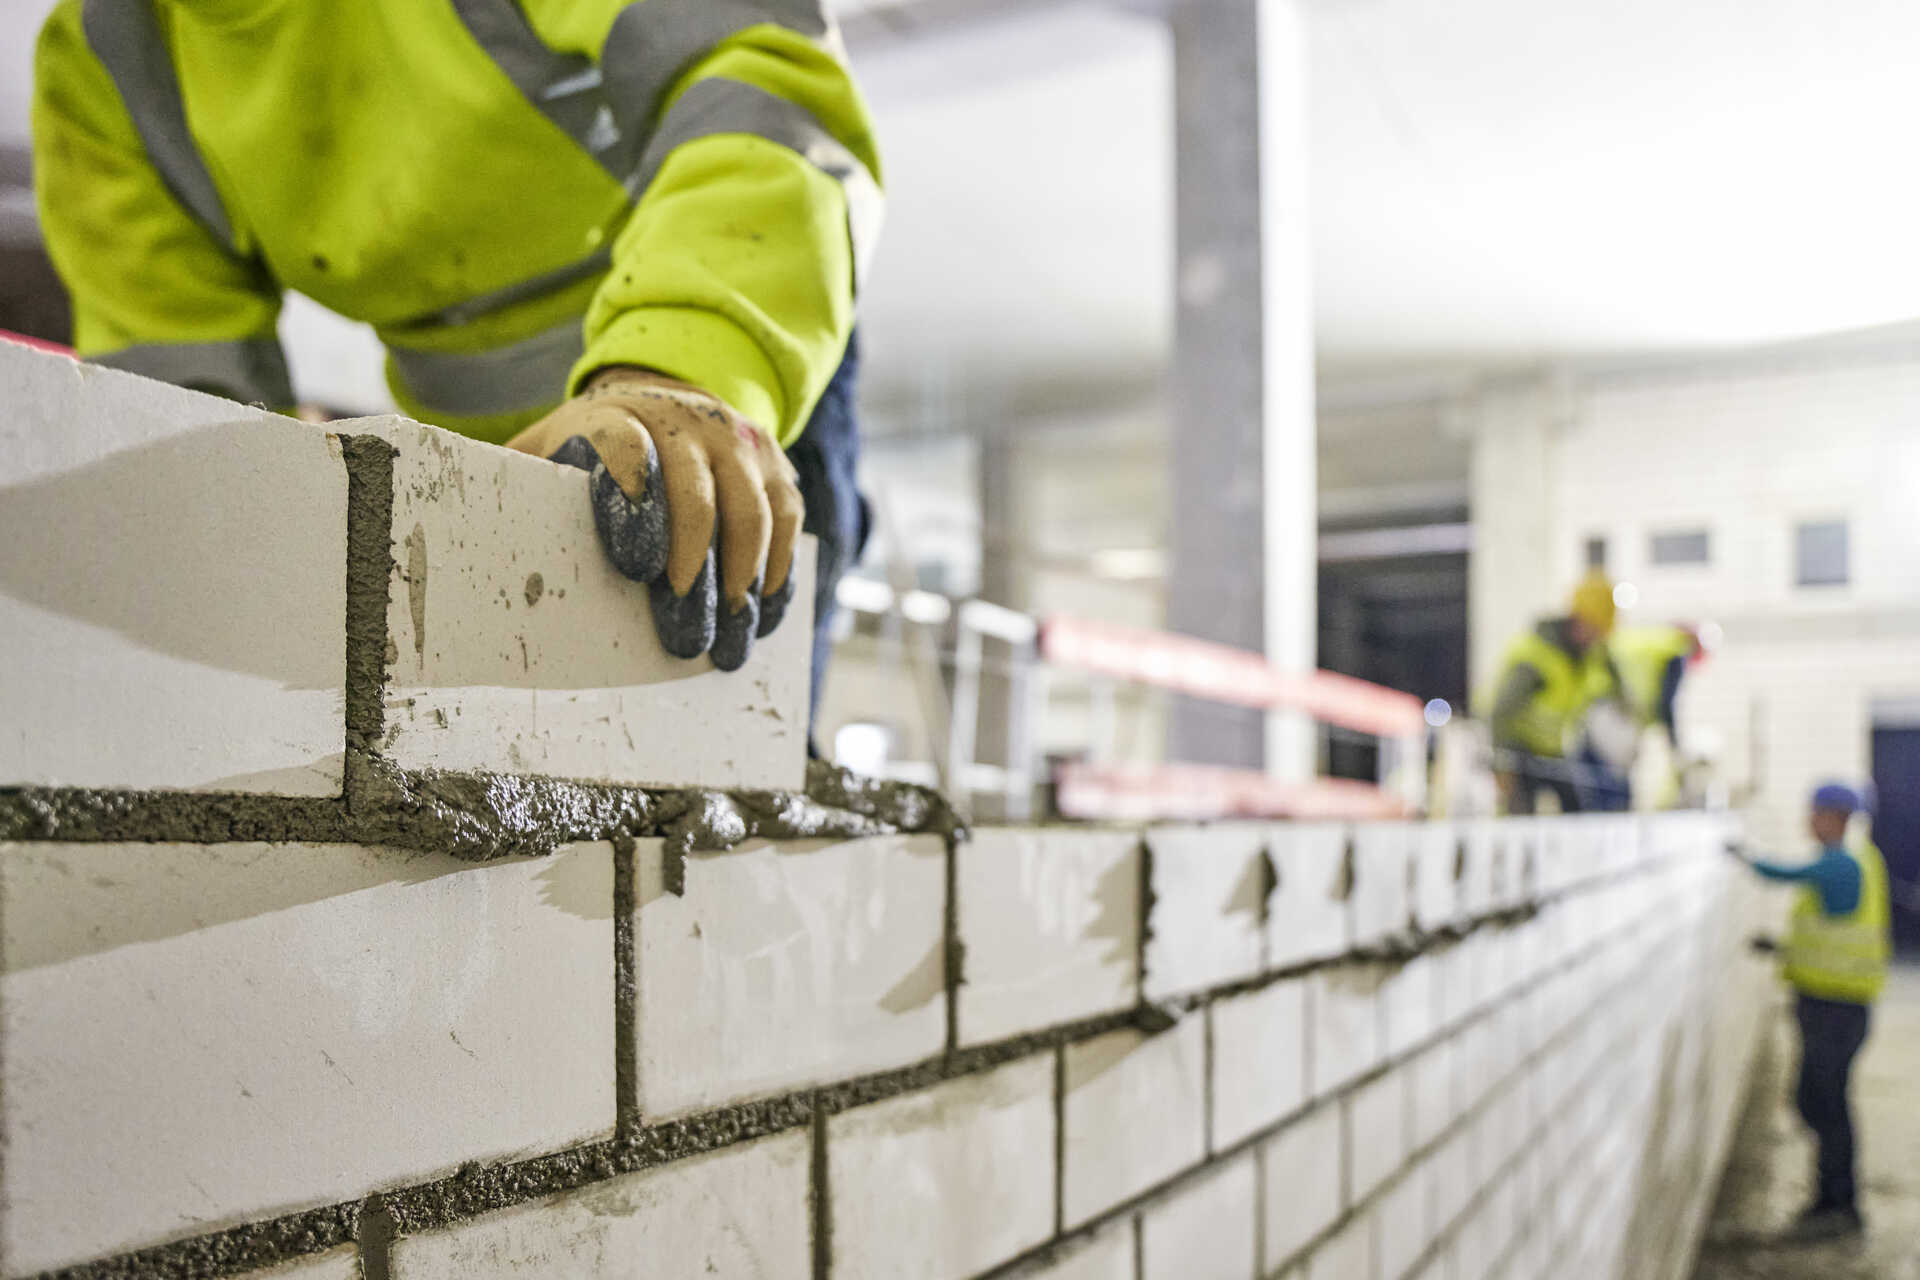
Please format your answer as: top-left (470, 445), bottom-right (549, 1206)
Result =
top-left (507, 368), bottom-right (803, 671)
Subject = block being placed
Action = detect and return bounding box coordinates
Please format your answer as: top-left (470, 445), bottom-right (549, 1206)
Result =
top-left (956, 828), bottom-right (1141, 1045)
top-left (1139, 1157), bottom-right (1257, 1280)
top-left (828, 1054), bottom-right (1056, 1279)
top-left (388, 1130), bottom-right (809, 1278)
top-left (0, 341), bottom-right (347, 795)
top-left (1143, 823), bottom-right (1269, 1000)
top-left (1266, 823), bottom-right (1353, 969)
top-left (631, 834), bottom-right (947, 1120)
top-left (0, 840), bottom-right (614, 1275)
top-left (1210, 977), bottom-right (1308, 1149)
top-left (1062, 1019), bottom-right (1207, 1226)
top-left (366, 415), bottom-right (812, 791)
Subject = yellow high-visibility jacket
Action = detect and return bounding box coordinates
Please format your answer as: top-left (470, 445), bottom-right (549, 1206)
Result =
top-left (1609, 624), bottom-right (1694, 731)
top-left (1784, 839), bottom-right (1892, 1006)
top-left (33, 0), bottom-right (882, 446)
top-left (1481, 620), bottom-right (1618, 758)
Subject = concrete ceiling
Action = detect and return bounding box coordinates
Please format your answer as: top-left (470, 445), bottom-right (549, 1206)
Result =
top-left (848, 0), bottom-right (1920, 398)
top-left (8, 0), bottom-right (1920, 404)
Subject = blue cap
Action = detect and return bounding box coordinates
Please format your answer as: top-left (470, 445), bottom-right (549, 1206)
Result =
top-left (1811, 782), bottom-right (1861, 814)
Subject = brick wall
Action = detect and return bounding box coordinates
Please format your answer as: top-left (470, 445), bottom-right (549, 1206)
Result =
top-left (1, 346), bottom-right (1778, 1279)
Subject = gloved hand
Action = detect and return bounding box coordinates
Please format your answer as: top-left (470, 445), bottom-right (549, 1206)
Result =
top-left (507, 368), bottom-right (802, 671)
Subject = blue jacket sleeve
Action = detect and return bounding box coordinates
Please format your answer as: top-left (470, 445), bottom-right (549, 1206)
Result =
top-left (1749, 848), bottom-right (1861, 915)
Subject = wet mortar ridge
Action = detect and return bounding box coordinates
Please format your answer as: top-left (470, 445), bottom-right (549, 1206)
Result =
top-left (0, 760), bottom-right (959, 862)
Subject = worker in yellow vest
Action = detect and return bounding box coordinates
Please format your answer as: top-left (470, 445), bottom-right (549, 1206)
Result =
top-left (1729, 783), bottom-right (1892, 1241)
top-left (33, 0), bottom-right (881, 711)
top-left (1609, 623), bottom-right (1703, 747)
top-left (1481, 571), bottom-right (1622, 813)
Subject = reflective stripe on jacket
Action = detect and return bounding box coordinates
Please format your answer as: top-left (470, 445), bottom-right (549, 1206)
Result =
top-left (1784, 839), bottom-right (1891, 1005)
top-left (1484, 624), bottom-right (1616, 757)
top-left (33, 0), bottom-right (881, 445)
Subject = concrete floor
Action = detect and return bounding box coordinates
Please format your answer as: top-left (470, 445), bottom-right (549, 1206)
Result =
top-left (1693, 963), bottom-right (1920, 1280)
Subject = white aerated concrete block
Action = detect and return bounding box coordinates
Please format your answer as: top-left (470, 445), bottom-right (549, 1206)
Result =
top-left (1304, 1207), bottom-right (1373, 1280)
top-left (1344, 1064), bottom-right (1408, 1204)
top-left (370, 415), bottom-right (812, 791)
top-left (1209, 977), bottom-right (1308, 1149)
top-left (1140, 1158), bottom-right (1257, 1280)
top-left (829, 1054), bottom-right (1056, 1279)
top-left (1259, 1104), bottom-right (1344, 1271)
top-left (1351, 823), bottom-right (1413, 948)
top-left (1408, 1040), bottom-right (1455, 1152)
top-left (1411, 823), bottom-right (1461, 932)
top-left (631, 834), bottom-right (945, 1119)
top-left (235, 1249), bottom-right (361, 1280)
top-left (1267, 824), bottom-right (1353, 968)
top-left (1381, 953), bottom-right (1438, 1058)
top-left (1063, 1019), bottom-right (1207, 1227)
top-left (1428, 1130), bottom-right (1474, 1235)
top-left (388, 1130), bottom-right (809, 1278)
top-left (0, 840), bottom-right (615, 1275)
top-left (0, 344), bottom-right (347, 795)
top-left (1375, 1158), bottom-right (1433, 1280)
top-left (1456, 821), bottom-right (1498, 919)
top-left (1143, 823), bottom-right (1269, 999)
top-left (1308, 964), bottom-right (1386, 1097)
top-left (1023, 1227), bottom-right (1135, 1280)
top-left (957, 828), bottom-right (1141, 1045)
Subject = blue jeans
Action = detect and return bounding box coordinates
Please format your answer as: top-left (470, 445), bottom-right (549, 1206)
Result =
top-left (1795, 994), bottom-right (1871, 1211)
top-left (787, 332), bottom-right (869, 748)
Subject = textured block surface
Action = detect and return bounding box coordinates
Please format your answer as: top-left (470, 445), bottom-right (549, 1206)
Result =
top-left (632, 834), bottom-right (946, 1119)
top-left (1260, 1105), bottom-right (1345, 1272)
top-left (1350, 822), bottom-right (1413, 947)
top-left (1345, 1064), bottom-right (1408, 1203)
top-left (1062, 1019), bottom-right (1207, 1226)
top-left (1266, 824), bottom-right (1352, 968)
top-left (0, 840), bottom-right (614, 1274)
top-left (0, 345), bottom-right (347, 795)
top-left (1209, 978), bottom-right (1307, 1149)
top-left (370, 415), bottom-right (812, 790)
top-left (1142, 823), bottom-right (1269, 999)
top-left (1139, 1158), bottom-right (1257, 1280)
top-left (1308, 964), bottom-right (1386, 1096)
top-left (957, 828), bottom-right (1140, 1044)
top-left (828, 1054), bottom-right (1056, 1279)
top-left (387, 1131), bottom-right (809, 1278)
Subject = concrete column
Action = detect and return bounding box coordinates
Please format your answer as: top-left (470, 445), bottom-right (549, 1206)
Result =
top-left (1167, 0), bottom-right (1316, 777)
top-left (1466, 372), bottom-right (1565, 694)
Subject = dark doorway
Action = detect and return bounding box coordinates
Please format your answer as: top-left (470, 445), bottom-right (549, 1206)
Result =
top-left (1317, 511), bottom-right (1468, 782)
top-left (1870, 721), bottom-right (1920, 954)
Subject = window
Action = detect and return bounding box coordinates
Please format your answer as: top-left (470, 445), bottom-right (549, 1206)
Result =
top-left (1584, 535), bottom-right (1608, 570)
top-left (1649, 529), bottom-right (1711, 566)
top-left (1795, 520), bottom-right (1850, 587)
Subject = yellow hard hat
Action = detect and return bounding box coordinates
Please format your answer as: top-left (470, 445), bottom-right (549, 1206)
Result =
top-left (1570, 571), bottom-right (1617, 634)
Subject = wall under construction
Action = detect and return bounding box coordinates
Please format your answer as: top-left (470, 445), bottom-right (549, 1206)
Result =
top-left (0, 345), bottom-right (1777, 1280)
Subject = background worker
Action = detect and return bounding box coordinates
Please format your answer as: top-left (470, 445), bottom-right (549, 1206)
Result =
top-left (1611, 622), bottom-right (1704, 749)
top-left (1728, 783), bottom-right (1892, 1242)
top-left (1482, 570), bottom-right (1623, 813)
top-left (1585, 621), bottom-right (1706, 809)
top-left (33, 0), bottom-right (881, 712)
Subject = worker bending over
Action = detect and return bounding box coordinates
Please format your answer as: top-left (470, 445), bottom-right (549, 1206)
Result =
top-left (1728, 784), bottom-right (1891, 1242)
top-left (1482, 571), bottom-right (1622, 813)
top-left (1610, 622), bottom-right (1703, 749)
top-left (33, 0), bottom-right (881, 708)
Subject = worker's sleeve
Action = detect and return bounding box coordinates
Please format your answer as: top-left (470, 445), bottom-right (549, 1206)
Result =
top-left (529, 0), bottom-right (881, 446)
top-left (1489, 663), bottom-right (1544, 746)
top-left (1656, 655), bottom-right (1685, 744)
top-left (1747, 851), bottom-right (1861, 914)
top-left (30, 2), bottom-right (291, 406)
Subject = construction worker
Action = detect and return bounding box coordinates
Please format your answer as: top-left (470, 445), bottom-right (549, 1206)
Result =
top-left (1728, 783), bottom-right (1892, 1242)
top-left (1481, 571), bottom-right (1622, 814)
top-left (1609, 623), bottom-right (1704, 749)
top-left (32, 0), bottom-right (880, 708)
